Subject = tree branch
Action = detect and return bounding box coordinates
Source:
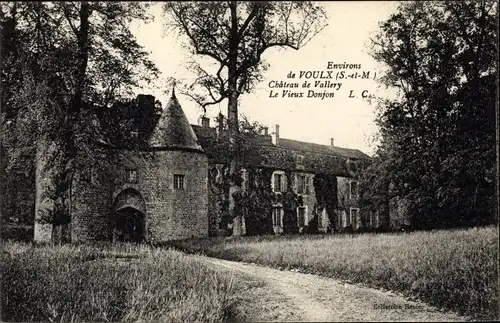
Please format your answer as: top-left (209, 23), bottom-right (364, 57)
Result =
top-left (237, 4), bottom-right (259, 39)
top-left (169, 4), bottom-right (228, 66)
top-left (61, 4), bottom-right (79, 36)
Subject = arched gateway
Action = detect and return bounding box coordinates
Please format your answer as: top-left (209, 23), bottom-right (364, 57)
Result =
top-left (112, 188), bottom-right (147, 242)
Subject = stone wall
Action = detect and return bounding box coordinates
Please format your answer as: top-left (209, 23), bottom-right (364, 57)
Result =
top-left (71, 162), bottom-right (114, 242)
top-left (112, 150), bottom-right (209, 242)
top-left (205, 168), bottom-right (365, 235)
top-left (70, 149), bottom-right (209, 242)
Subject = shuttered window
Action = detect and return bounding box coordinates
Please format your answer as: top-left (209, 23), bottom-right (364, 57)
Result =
top-left (173, 174), bottom-right (185, 190)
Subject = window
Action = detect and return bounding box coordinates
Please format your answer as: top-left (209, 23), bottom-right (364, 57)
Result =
top-left (350, 208), bottom-right (359, 227)
top-left (131, 131), bottom-right (139, 138)
top-left (318, 208), bottom-right (327, 228)
top-left (173, 174), bottom-right (185, 190)
top-left (296, 175), bottom-right (312, 194)
top-left (348, 160), bottom-right (359, 172)
top-left (126, 169), bottom-right (138, 183)
top-left (297, 174), bottom-right (306, 194)
top-left (272, 171), bottom-right (285, 193)
top-left (272, 207), bottom-right (284, 227)
top-left (350, 181), bottom-right (358, 198)
top-left (296, 174), bottom-right (311, 195)
top-left (341, 210), bottom-right (347, 227)
top-left (297, 206), bottom-right (307, 227)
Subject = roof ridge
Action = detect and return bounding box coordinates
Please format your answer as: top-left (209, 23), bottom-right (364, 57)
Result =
top-left (279, 137), bottom-right (369, 156)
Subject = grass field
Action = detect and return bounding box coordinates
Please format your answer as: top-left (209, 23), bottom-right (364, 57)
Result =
top-left (170, 226), bottom-right (499, 320)
top-left (1, 242), bottom-right (237, 322)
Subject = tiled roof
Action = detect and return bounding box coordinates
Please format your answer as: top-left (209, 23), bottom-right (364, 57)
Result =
top-left (149, 92), bottom-right (203, 152)
top-left (191, 125), bottom-right (371, 176)
top-left (279, 138), bottom-right (370, 160)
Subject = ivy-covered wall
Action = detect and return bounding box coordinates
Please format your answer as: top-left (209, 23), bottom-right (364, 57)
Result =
top-left (336, 176), bottom-right (359, 231)
top-left (312, 173), bottom-right (338, 232)
top-left (207, 165), bottom-right (312, 236)
top-left (206, 163), bottom-right (380, 236)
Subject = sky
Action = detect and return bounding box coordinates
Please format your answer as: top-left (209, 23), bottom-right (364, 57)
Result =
top-left (131, 1), bottom-right (401, 156)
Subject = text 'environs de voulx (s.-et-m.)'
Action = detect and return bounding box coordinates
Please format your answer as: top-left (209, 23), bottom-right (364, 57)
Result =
top-left (267, 61), bottom-right (377, 100)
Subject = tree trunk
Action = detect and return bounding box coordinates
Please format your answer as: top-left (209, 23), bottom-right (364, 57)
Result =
top-left (34, 138), bottom-right (57, 242)
top-left (51, 1), bottom-right (90, 242)
top-left (228, 1), bottom-right (242, 236)
top-left (228, 91), bottom-right (242, 236)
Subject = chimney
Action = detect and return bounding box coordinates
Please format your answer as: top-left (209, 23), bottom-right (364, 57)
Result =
top-left (198, 115), bottom-right (210, 128)
top-left (137, 94), bottom-right (155, 111)
top-left (330, 138), bottom-right (334, 146)
top-left (263, 127), bottom-right (269, 136)
top-left (271, 124), bottom-right (280, 146)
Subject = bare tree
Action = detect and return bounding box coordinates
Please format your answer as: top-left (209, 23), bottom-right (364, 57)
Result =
top-left (163, 1), bottom-right (327, 236)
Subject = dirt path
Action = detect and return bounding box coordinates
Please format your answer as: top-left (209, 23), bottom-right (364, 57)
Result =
top-left (205, 257), bottom-right (467, 322)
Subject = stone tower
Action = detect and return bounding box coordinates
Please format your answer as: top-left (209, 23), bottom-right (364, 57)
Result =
top-left (143, 88), bottom-right (209, 242)
top-left (50, 90), bottom-right (209, 243)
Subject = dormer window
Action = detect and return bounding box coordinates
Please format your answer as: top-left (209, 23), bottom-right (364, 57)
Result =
top-left (348, 160), bottom-right (359, 172)
top-left (296, 154), bottom-right (304, 165)
top-left (126, 169), bottom-right (138, 183)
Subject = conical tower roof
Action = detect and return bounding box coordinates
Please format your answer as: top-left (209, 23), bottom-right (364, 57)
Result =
top-left (149, 88), bottom-right (203, 152)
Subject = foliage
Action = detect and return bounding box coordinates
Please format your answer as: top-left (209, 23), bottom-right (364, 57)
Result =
top-left (367, 1), bottom-right (497, 229)
top-left (313, 173), bottom-right (339, 232)
top-left (1, 242), bottom-right (236, 322)
top-left (280, 171), bottom-right (303, 234)
top-left (0, 3), bottom-right (158, 233)
top-left (209, 115), bottom-right (303, 235)
top-left (171, 226), bottom-right (499, 321)
top-left (163, 1), bottom-right (327, 111)
top-left (233, 169), bottom-right (303, 236)
top-left (208, 163), bottom-right (231, 235)
top-left (98, 94), bottom-right (162, 149)
top-left (163, 1), bottom-right (327, 236)
top-left (234, 167), bottom-right (275, 236)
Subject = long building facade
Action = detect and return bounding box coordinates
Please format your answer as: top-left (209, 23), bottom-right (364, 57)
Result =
top-left (2, 91), bottom-right (391, 243)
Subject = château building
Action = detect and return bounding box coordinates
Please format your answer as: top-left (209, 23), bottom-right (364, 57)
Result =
top-left (2, 89), bottom-right (391, 243)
